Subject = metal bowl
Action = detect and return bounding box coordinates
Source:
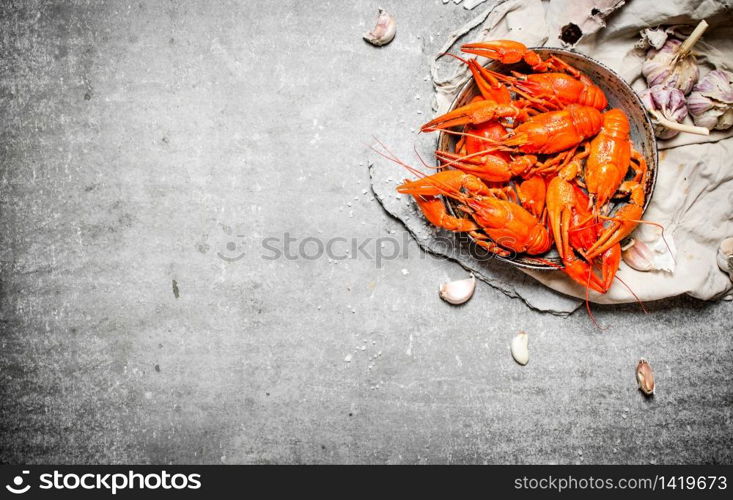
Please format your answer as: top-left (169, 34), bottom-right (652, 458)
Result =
top-left (438, 48), bottom-right (658, 270)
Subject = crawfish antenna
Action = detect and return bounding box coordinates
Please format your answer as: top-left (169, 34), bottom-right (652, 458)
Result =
top-left (369, 138), bottom-right (466, 200)
top-left (369, 138), bottom-right (427, 180)
top-left (613, 274), bottom-right (649, 315)
top-left (442, 52), bottom-right (470, 65)
top-left (584, 271), bottom-right (606, 331)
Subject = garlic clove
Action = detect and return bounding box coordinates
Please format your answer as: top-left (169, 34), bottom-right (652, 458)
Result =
top-left (363, 8), bottom-right (396, 47)
top-left (694, 69), bottom-right (733, 103)
top-left (439, 274), bottom-right (476, 305)
top-left (690, 105), bottom-right (721, 130)
top-left (622, 239), bottom-right (654, 272)
top-left (717, 237), bottom-right (733, 281)
top-left (510, 331), bottom-right (529, 366)
top-left (687, 90), bottom-right (715, 116)
top-left (622, 233), bottom-right (676, 273)
top-left (688, 70), bottom-right (733, 131)
top-left (640, 85), bottom-right (690, 139)
top-left (636, 358), bottom-right (655, 396)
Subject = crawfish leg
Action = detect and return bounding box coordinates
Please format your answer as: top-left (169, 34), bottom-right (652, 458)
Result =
top-left (583, 186), bottom-right (645, 260)
top-left (543, 55), bottom-right (585, 80)
top-left (397, 170), bottom-right (490, 198)
top-left (485, 186), bottom-right (520, 203)
top-left (534, 150), bottom-right (571, 175)
top-left (421, 101), bottom-right (528, 132)
top-left (460, 40), bottom-right (529, 64)
top-left (508, 72), bottom-right (566, 110)
top-left (597, 243), bottom-right (621, 293)
top-left (545, 176), bottom-right (578, 259)
top-left (413, 196), bottom-right (479, 233)
top-left (617, 147), bottom-right (648, 196)
top-left (534, 144), bottom-right (585, 176)
top-left (562, 255), bottom-right (607, 294)
top-left (435, 150), bottom-right (513, 183)
top-left (470, 231), bottom-right (512, 257)
top-left (587, 148), bottom-right (649, 258)
top-left (466, 59), bottom-right (512, 104)
top-left (516, 176), bottom-right (546, 219)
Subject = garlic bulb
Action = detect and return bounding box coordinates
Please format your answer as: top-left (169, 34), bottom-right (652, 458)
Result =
top-left (439, 274), bottom-right (476, 305)
top-left (641, 20), bottom-right (708, 96)
top-left (717, 237), bottom-right (733, 281)
top-left (640, 85), bottom-right (689, 139)
top-left (642, 39), bottom-right (699, 95)
top-left (687, 70), bottom-right (733, 131)
top-left (510, 331), bottom-right (529, 366)
top-left (363, 8), bottom-right (396, 47)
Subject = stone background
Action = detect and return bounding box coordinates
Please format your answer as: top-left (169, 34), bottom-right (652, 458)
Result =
top-left (1, 0), bottom-right (731, 464)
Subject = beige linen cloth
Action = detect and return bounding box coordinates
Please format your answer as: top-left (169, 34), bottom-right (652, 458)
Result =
top-left (429, 0), bottom-right (733, 304)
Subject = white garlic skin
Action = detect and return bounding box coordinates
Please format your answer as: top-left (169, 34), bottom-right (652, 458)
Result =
top-left (719, 108), bottom-right (733, 130)
top-left (439, 275), bottom-right (476, 305)
top-left (640, 85), bottom-right (688, 139)
top-left (642, 38), bottom-right (699, 95)
top-left (511, 332), bottom-right (529, 366)
top-left (363, 8), bottom-right (396, 47)
top-left (687, 70), bottom-right (733, 131)
top-left (638, 27), bottom-right (668, 50)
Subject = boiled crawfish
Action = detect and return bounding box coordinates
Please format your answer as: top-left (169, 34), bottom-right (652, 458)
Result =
top-left (386, 39), bottom-right (658, 301)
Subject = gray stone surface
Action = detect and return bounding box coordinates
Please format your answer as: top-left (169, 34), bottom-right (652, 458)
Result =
top-left (0, 0), bottom-right (731, 464)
